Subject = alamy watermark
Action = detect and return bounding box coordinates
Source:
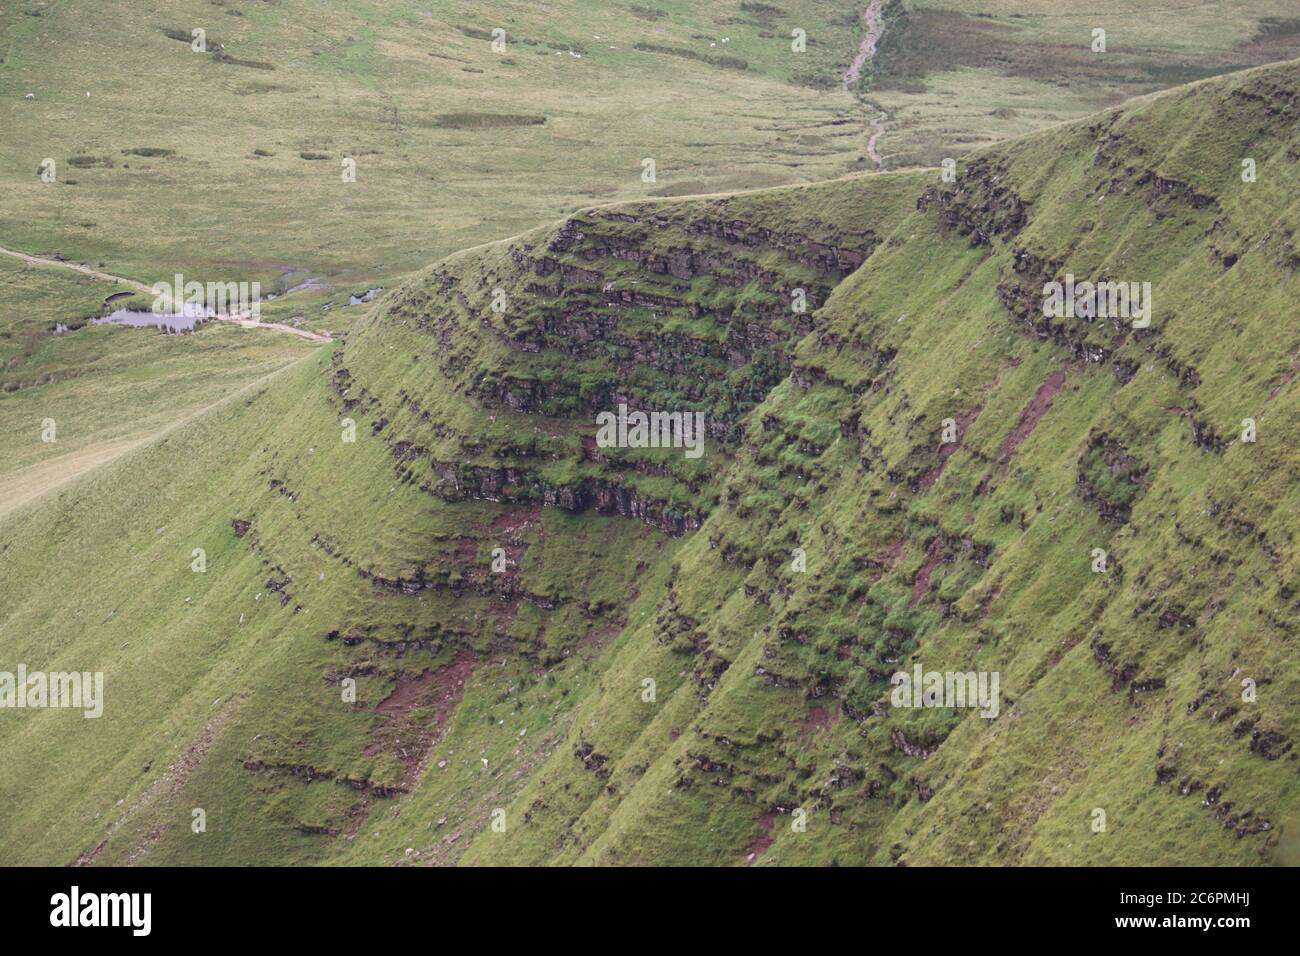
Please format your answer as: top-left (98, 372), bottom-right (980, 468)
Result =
top-left (0, 665), bottom-right (103, 718)
top-left (890, 662), bottom-right (1000, 718)
top-left (595, 403), bottom-right (706, 459)
top-left (151, 273), bottom-right (261, 319)
top-left (1042, 274), bottom-right (1150, 329)
top-left (50, 886), bottom-right (150, 936)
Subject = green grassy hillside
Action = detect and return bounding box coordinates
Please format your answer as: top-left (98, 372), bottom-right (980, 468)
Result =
top-left (7, 0), bottom-right (1297, 529)
top-left (1, 58), bottom-right (1298, 866)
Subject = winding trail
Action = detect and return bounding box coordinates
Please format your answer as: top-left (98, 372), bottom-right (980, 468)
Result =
top-left (0, 245), bottom-right (333, 343)
top-left (842, 0), bottom-right (886, 92)
top-left (866, 114), bottom-right (886, 168)
top-left (841, 0), bottom-right (888, 168)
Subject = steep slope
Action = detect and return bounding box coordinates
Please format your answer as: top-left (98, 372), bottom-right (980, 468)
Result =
top-left (2, 60), bottom-right (1298, 866)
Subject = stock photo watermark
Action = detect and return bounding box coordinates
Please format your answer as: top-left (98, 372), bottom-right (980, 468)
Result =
top-left (595, 404), bottom-right (706, 459)
top-left (0, 666), bottom-right (103, 718)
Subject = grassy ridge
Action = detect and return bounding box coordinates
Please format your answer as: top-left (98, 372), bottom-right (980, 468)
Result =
top-left (2, 57), bottom-right (1299, 866)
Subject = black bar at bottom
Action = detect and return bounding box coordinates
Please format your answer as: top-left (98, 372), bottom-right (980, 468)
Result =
top-left (0, 865), bottom-right (1284, 942)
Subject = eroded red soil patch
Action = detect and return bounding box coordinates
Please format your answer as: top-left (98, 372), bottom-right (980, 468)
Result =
top-left (490, 504), bottom-right (543, 539)
top-left (917, 405), bottom-right (982, 491)
top-left (978, 585), bottom-right (1003, 621)
top-left (909, 536), bottom-right (946, 607)
top-left (915, 462), bottom-right (946, 493)
top-left (581, 621), bottom-right (620, 650)
top-left (743, 813), bottom-right (777, 864)
top-left (480, 503), bottom-right (543, 594)
top-left (342, 801), bottom-right (371, 839)
top-left (998, 365), bottom-right (1070, 463)
top-left (1045, 636), bottom-right (1080, 670)
top-left (363, 653), bottom-right (474, 790)
top-left (799, 702), bottom-right (841, 736)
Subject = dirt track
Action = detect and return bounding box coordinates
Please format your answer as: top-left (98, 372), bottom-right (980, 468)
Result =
top-left (842, 0), bottom-right (886, 92)
top-left (0, 245), bottom-right (333, 343)
top-left (842, 0), bottom-right (888, 168)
